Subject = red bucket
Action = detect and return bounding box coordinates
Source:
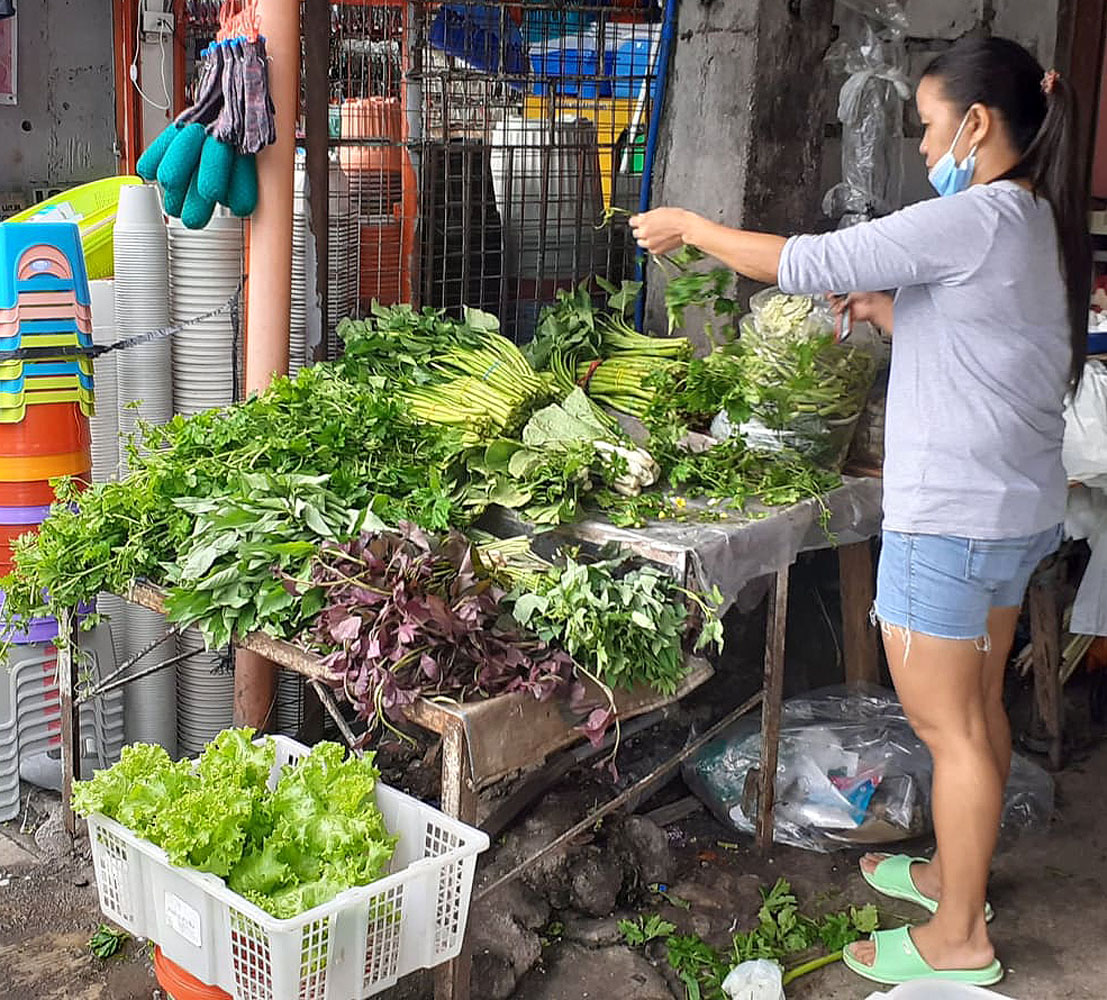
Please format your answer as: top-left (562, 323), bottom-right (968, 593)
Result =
top-left (153, 948), bottom-right (233, 1000)
top-left (0, 402), bottom-right (90, 458)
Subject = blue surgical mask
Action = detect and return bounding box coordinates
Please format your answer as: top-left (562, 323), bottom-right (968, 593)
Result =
top-left (927, 111), bottom-right (978, 197)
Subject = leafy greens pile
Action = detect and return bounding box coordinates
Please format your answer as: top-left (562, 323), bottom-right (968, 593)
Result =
top-left (304, 524), bottom-right (575, 738)
top-left (73, 730), bottom-right (397, 919)
top-left (3, 366), bottom-right (467, 637)
top-left (619, 878), bottom-right (880, 999)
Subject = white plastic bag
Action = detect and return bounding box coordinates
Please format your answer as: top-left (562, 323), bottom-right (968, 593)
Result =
top-left (721, 960), bottom-right (785, 1000)
top-left (1063, 360), bottom-right (1107, 489)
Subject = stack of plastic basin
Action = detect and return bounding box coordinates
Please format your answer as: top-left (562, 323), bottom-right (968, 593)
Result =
top-left (0, 402), bottom-right (91, 602)
top-left (0, 622), bottom-right (125, 820)
top-left (0, 222), bottom-right (96, 423)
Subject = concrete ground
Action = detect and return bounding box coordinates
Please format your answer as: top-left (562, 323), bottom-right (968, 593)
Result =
top-left (1, 724), bottom-right (1104, 999)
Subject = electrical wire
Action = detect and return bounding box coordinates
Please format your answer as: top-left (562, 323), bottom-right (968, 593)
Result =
top-left (130, 0), bottom-right (172, 113)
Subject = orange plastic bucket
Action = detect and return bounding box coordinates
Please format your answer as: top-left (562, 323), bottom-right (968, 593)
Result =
top-left (0, 402), bottom-right (90, 458)
top-left (153, 948), bottom-right (233, 1000)
top-left (0, 472), bottom-right (87, 506)
top-left (0, 450), bottom-right (91, 481)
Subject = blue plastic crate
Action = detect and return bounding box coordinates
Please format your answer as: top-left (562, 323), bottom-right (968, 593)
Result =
top-left (612, 37), bottom-right (658, 99)
top-left (530, 47), bottom-right (602, 96)
top-left (1089, 331), bottom-right (1107, 356)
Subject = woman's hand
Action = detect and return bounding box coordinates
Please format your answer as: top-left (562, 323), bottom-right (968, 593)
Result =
top-left (830, 292), bottom-right (895, 333)
top-left (630, 208), bottom-right (696, 256)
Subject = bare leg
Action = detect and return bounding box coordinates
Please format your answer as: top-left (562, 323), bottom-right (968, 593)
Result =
top-left (851, 627), bottom-right (997, 972)
top-left (861, 606), bottom-right (1020, 901)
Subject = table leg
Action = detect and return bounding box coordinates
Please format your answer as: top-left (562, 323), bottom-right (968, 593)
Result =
top-left (756, 567), bottom-right (789, 854)
top-left (59, 609), bottom-right (82, 843)
top-left (838, 540), bottom-right (880, 685)
top-left (1028, 560), bottom-right (1064, 770)
top-left (435, 719), bottom-right (476, 1000)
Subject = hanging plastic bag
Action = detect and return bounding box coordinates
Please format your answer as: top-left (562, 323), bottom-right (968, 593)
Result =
top-left (1063, 360), bottom-right (1107, 489)
top-left (823, 8), bottom-right (911, 227)
top-left (722, 960), bottom-right (785, 1000)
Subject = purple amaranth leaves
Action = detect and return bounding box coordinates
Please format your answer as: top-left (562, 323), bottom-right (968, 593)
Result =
top-left (301, 523), bottom-right (575, 735)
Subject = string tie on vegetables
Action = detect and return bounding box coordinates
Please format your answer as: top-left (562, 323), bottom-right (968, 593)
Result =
top-left (579, 358), bottom-right (605, 390)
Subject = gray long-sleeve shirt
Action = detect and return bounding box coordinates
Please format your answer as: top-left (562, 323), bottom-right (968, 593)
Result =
top-left (778, 180), bottom-right (1070, 539)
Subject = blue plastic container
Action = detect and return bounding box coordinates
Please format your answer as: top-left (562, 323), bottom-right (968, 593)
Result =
top-left (612, 37), bottom-right (658, 98)
top-left (530, 47), bottom-right (602, 96)
top-left (1089, 331), bottom-right (1107, 356)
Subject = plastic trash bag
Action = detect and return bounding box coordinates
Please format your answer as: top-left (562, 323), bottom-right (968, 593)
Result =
top-left (1063, 360), bottom-right (1107, 490)
top-left (1066, 484), bottom-right (1107, 636)
top-left (865, 983), bottom-right (1016, 1000)
top-left (722, 960), bottom-right (785, 1000)
top-left (683, 687), bottom-right (1054, 853)
top-left (823, 9), bottom-right (911, 227)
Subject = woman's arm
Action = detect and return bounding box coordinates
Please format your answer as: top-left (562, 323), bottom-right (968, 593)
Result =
top-left (630, 208), bottom-right (786, 284)
top-left (632, 195), bottom-right (992, 297)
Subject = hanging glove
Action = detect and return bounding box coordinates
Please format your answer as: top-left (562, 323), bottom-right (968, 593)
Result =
top-left (136, 123), bottom-right (181, 182)
top-left (197, 134), bottom-right (236, 205)
top-left (156, 123), bottom-right (208, 197)
top-left (181, 170), bottom-right (216, 231)
top-left (224, 152), bottom-right (258, 218)
top-left (178, 43), bottom-right (226, 127)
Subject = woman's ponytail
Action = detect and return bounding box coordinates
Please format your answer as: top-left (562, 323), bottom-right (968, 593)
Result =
top-left (924, 38), bottom-right (1092, 389)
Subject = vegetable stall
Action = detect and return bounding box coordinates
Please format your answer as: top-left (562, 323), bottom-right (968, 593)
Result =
top-left (9, 280), bottom-right (885, 1000)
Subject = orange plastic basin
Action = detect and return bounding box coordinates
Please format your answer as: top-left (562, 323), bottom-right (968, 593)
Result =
top-left (153, 948), bottom-right (233, 1000)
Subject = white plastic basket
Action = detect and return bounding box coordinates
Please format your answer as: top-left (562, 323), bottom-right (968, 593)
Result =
top-left (87, 735), bottom-right (490, 999)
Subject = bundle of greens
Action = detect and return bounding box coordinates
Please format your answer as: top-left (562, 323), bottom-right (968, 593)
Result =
top-left (508, 555), bottom-right (724, 745)
top-left (305, 525), bottom-right (575, 738)
top-left (2, 366), bottom-right (468, 632)
top-left (528, 279), bottom-right (691, 420)
top-left (339, 304), bottom-right (551, 443)
top-left (73, 730), bottom-right (397, 919)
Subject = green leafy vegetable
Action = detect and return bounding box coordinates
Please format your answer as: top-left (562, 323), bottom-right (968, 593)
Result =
top-left (88, 924), bottom-right (129, 959)
top-left (618, 914), bottom-right (677, 947)
top-left (73, 730), bottom-right (396, 919)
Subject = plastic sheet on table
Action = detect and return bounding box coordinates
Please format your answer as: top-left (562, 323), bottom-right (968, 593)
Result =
top-left (683, 686), bottom-right (1055, 853)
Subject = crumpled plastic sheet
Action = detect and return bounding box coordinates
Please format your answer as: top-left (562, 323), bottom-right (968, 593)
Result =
top-left (483, 478), bottom-right (883, 617)
top-left (823, 7), bottom-right (911, 227)
top-left (1063, 360), bottom-right (1107, 490)
top-left (683, 686), bottom-right (1055, 853)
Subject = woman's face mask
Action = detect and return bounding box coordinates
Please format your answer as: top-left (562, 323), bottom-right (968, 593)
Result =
top-left (928, 109), bottom-right (978, 197)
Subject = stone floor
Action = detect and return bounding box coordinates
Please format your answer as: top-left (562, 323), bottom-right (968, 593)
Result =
top-left (1, 708), bottom-right (1104, 1000)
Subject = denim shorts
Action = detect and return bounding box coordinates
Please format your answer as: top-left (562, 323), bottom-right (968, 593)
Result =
top-left (873, 525), bottom-right (1063, 642)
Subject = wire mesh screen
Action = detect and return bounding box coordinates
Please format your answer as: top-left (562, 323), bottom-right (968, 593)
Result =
top-left (312, 0), bottom-right (662, 353)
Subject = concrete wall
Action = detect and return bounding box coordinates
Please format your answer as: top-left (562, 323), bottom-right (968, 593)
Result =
top-left (0, 1), bottom-right (117, 206)
top-left (821, 0), bottom-right (1061, 216)
top-left (647, 0), bottom-right (836, 338)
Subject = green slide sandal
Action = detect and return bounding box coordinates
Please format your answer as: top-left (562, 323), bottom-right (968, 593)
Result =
top-left (842, 925), bottom-right (1004, 986)
top-left (862, 855), bottom-right (995, 923)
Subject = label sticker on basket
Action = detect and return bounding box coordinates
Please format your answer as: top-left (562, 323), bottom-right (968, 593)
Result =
top-left (164, 892), bottom-right (202, 947)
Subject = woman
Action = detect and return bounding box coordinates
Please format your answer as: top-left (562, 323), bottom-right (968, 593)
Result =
top-left (631, 37), bottom-right (1089, 987)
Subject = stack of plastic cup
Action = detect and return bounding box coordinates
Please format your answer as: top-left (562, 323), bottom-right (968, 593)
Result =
top-left (113, 184), bottom-right (172, 473)
top-left (122, 602), bottom-right (178, 757)
top-left (89, 278), bottom-right (121, 483)
top-left (176, 627), bottom-right (234, 756)
top-left (168, 210), bottom-right (244, 414)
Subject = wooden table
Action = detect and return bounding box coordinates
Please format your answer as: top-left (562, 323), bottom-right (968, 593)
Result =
top-left (58, 477), bottom-right (884, 1000)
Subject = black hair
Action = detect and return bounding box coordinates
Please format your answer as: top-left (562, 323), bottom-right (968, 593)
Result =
top-left (924, 36), bottom-right (1091, 388)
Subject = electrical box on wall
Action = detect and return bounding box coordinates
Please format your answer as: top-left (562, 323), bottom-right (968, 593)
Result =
top-left (142, 10), bottom-right (174, 38)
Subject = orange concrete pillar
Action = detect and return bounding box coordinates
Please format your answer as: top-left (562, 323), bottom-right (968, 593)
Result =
top-left (235, 0), bottom-right (301, 730)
